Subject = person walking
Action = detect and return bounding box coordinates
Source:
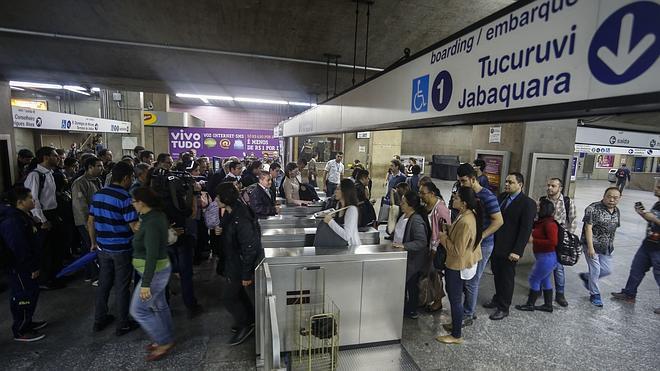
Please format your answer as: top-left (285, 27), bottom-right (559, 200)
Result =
top-left (579, 187), bottom-right (621, 307)
top-left (215, 183), bottom-right (264, 346)
top-left (484, 172), bottom-right (536, 320)
top-left (323, 152), bottom-right (344, 198)
top-left (129, 187), bottom-right (175, 361)
top-left (540, 177), bottom-right (576, 307)
top-left (515, 199), bottom-right (558, 313)
top-left (392, 191), bottom-right (430, 319)
top-left (456, 163), bottom-right (503, 325)
top-left (611, 179), bottom-right (660, 311)
top-left (614, 163), bottom-right (631, 195)
top-left (1, 187), bottom-right (48, 342)
top-left (436, 186), bottom-right (483, 344)
top-left (88, 162), bottom-right (140, 335)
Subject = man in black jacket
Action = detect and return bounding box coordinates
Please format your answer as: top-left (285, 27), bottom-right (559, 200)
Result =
top-left (241, 160), bottom-right (262, 188)
top-left (249, 171), bottom-right (277, 219)
top-left (0, 187), bottom-right (48, 342)
top-left (215, 183), bottom-right (264, 346)
top-left (484, 172), bottom-right (536, 320)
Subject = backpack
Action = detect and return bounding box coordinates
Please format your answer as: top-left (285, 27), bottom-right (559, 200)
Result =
top-left (204, 201), bottom-right (221, 229)
top-left (240, 183), bottom-right (259, 205)
top-left (555, 221), bottom-right (581, 266)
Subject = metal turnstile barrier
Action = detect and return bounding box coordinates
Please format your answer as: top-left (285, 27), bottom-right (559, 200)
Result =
top-left (258, 263), bottom-right (286, 371)
top-left (260, 227), bottom-right (381, 248)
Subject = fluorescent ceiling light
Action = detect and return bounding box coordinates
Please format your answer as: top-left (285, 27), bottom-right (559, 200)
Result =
top-left (64, 86), bottom-right (90, 96)
top-left (10, 86), bottom-right (25, 91)
top-left (91, 87), bottom-right (101, 92)
top-left (288, 101), bottom-right (314, 107)
top-left (10, 81), bottom-right (62, 89)
top-left (175, 93), bottom-right (233, 101)
top-left (200, 98), bottom-right (209, 104)
top-left (235, 97), bottom-right (288, 105)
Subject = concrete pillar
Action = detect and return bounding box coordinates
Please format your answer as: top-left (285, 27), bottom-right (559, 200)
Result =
top-left (369, 129), bottom-right (402, 200)
top-left (344, 133), bottom-right (369, 169)
top-left (101, 90), bottom-right (144, 157)
top-left (0, 81), bottom-right (17, 192)
top-left (144, 93), bottom-right (169, 112)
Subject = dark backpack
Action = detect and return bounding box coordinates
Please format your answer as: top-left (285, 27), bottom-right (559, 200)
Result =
top-left (616, 169), bottom-right (625, 178)
top-left (554, 220), bottom-right (581, 266)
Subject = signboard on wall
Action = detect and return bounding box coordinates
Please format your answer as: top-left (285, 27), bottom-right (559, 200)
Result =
top-left (488, 126), bottom-right (501, 143)
top-left (575, 127), bottom-right (660, 149)
top-left (282, 0), bottom-right (660, 136)
top-left (11, 99), bottom-right (47, 111)
top-left (168, 128), bottom-right (279, 159)
top-left (574, 143), bottom-right (660, 156)
top-left (12, 107), bottom-right (130, 133)
top-left (356, 132), bottom-right (371, 139)
top-left (595, 154), bottom-right (615, 168)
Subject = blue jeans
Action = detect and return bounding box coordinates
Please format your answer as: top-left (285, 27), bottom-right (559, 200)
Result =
top-left (463, 241), bottom-right (493, 318)
top-left (553, 263), bottom-right (565, 293)
top-left (445, 268), bottom-right (465, 338)
top-left (130, 265), bottom-right (174, 345)
top-left (168, 234), bottom-right (198, 309)
top-left (95, 250), bottom-right (133, 328)
top-left (583, 251), bottom-right (613, 296)
top-left (529, 252), bottom-right (557, 291)
top-left (326, 181), bottom-right (338, 199)
top-left (622, 241), bottom-right (660, 297)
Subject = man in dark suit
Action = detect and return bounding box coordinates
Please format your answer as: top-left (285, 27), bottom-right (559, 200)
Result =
top-left (249, 171), bottom-right (278, 219)
top-left (484, 172), bottom-right (536, 320)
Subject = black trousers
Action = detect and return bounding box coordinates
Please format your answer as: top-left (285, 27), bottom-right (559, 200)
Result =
top-left (404, 271), bottom-right (421, 315)
top-left (491, 255), bottom-right (517, 312)
top-left (221, 279), bottom-right (255, 328)
top-left (9, 269), bottom-right (40, 337)
top-left (40, 210), bottom-right (63, 284)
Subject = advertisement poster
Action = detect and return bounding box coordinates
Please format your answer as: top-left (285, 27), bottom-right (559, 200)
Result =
top-left (169, 128), bottom-right (279, 160)
top-left (480, 154), bottom-right (504, 194)
top-left (595, 154), bottom-right (615, 168)
top-left (401, 155), bottom-right (425, 176)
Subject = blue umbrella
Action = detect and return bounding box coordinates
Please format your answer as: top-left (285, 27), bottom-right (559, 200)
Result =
top-left (56, 251), bottom-right (98, 278)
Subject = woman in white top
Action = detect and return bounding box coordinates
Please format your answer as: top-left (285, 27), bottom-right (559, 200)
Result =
top-left (283, 162), bottom-right (309, 206)
top-left (323, 179), bottom-right (362, 246)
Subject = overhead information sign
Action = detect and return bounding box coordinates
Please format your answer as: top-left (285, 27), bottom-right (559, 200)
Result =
top-left (575, 127), bottom-right (660, 148)
top-left (282, 0), bottom-right (660, 136)
top-left (12, 107), bottom-right (131, 133)
top-left (575, 143), bottom-right (659, 156)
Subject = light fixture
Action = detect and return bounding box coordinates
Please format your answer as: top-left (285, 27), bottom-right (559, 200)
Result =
top-left (10, 81), bottom-right (63, 89)
top-left (234, 97), bottom-right (288, 105)
top-left (63, 85), bottom-right (91, 96)
top-left (200, 98), bottom-right (210, 104)
top-left (288, 101), bottom-right (314, 107)
top-left (175, 93), bottom-right (233, 101)
top-left (91, 87), bottom-right (101, 92)
top-left (10, 86), bottom-right (25, 91)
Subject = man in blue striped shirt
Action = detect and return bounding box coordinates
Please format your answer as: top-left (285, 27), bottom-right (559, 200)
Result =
top-left (87, 162), bottom-right (139, 336)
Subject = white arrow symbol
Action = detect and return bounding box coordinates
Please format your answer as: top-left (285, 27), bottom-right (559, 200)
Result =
top-left (597, 13), bottom-right (656, 76)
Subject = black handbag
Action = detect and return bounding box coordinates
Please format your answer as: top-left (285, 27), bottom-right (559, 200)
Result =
top-left (433, 245), bottom-right (447, 270)
top-left (313, 220), bottom-right (348, 248)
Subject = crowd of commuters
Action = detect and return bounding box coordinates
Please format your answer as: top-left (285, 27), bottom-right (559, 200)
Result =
top-left (1, 144), bottom-right (659, 356)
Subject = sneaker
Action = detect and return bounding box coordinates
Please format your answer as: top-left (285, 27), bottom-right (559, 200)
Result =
top-left (590, 294), bottom-right (603, 307)
top-left (91, 280), bottom-right (99, 287)
top-left (93, 314), bottom-right (115, 332)
top-left (30, 321), bottom-right (48, 331)
top-left (84, 278), bottom-right (92, 283)
top-left (14, 331), bottom-right (46, 342)
top-left (611, 291), bottom-right (635, 303)
top-left (578, 273), bottom-right (590, 291)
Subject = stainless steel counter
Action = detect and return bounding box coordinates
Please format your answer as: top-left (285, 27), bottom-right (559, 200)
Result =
top-left (255, 243), bottom-right (406, 354)
top-left (258, 215), bottom-right (320, 229)
top-left (260, 227), bottom-right (381, 248)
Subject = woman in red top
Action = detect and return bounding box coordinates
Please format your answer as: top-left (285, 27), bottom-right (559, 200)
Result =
top-left (515, 199), bottom-right (558, 312)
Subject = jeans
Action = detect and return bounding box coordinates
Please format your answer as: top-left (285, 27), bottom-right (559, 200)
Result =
top-left (553, 263), bottom-right (565, 293)
top-left (622, 241), bottom-right (660, 297)
top-left (8, 269), bottom-right (40, 337)
top-left (221, 279), bottom-right (255, 327)
top-left (326, 181), bottom-right (338, 199)
top-left (168, 234), bottom-right (198, 309)
top-left (583, 251), bottom-right (613, 296)
top-left (445, 268), bottom-right (465, 338)
top-left (130, 265), bottom-right (174, 345)
top-left (616, 180), bottom-right (626, 194)
top-left (95, 250), bottom-right (133, 328)
top-left (77, 225), bottom-right (98, 280)
top-left (463, 241), bottom-right (493, 317)
top-left (404, 271), bottom-right (421, 315)
top-left (529, 252), bottom-right (557, 291)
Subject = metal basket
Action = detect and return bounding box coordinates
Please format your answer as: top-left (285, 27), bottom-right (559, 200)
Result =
top-left (289, 267), bottom-right (340, 371)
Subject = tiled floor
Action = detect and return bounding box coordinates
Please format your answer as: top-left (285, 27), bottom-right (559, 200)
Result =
top-left (0, 180), bottom-right (657, 370)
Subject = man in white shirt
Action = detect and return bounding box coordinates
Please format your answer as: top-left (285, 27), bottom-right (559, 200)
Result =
top-left (24, 146), bottom-right (61, 289)
top-left (323, 152), bottom-right (344, 198)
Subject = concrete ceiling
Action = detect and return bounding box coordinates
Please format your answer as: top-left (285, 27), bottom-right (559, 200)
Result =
top-left (0, 0), bottom-right (514, 103)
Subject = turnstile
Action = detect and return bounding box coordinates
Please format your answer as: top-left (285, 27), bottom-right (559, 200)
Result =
top-left (278, 203), bottom-right (324, 216)
top-left (258, 215), bottom-right (320, 229)
top-left (261, 227), bottom-right (381, 248)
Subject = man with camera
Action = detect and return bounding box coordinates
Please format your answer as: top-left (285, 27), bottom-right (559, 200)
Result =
top-left (611, 179), bottom-right (660, 313)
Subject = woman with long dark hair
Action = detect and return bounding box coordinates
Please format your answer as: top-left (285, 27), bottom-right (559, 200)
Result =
top-left (282, 162), bottom-right (309, 206)
top-left (515, 198), bottom-right (558, 313)
top-left (437, 186), bottom-right (483, 344)
top-left (129, 187), bottom-right (175, 361)
top-left (392, 191), bottom-right (430, 319)
top-left (323, 178), bottom-right (361, 246)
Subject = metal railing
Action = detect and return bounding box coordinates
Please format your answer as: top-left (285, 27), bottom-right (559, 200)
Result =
top-left (258, 263), bottom-right (286, 371)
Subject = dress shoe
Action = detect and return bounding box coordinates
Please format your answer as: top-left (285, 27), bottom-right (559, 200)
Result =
top-left (228, 324), bottom-right (255, 346)
top-left (482, 301), bottom-right (497, 309)
top-left (435, 334), bottom-right (464, 344)
top-left (489, 310), bottom-right (509, 320)
top-left (611, 291), bottom-right (635, 303)
top-left (555, 292), bottom-right (569, 307)
top-left (145, 343), bottom-right (174, 362)
top-left (93, 314), bottom-right (115, 332)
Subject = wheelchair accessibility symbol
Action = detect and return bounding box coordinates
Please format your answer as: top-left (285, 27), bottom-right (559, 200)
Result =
top-left (411, 75), bottom-right (429, 113)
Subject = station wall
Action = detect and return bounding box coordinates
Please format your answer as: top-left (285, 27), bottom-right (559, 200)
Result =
top-left (170, 104), bottom-right (288, 131)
